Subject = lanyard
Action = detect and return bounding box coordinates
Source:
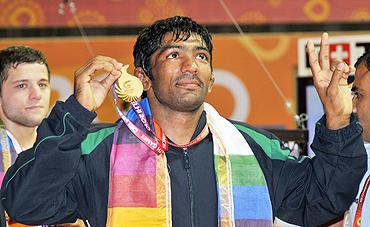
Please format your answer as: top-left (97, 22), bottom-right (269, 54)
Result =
top-left (353, 174), bottom-right (370, 227)
top-left (112, 85), bottom-right (209, 154)
top-left (153, 119), bottom-right (209, 149)
top-left (112, 85), bottom-right (166, 154)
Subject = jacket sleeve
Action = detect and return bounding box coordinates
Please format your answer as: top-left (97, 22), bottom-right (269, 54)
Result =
top-left (275, 115), bottom-right (367, 226)
top-left (0, 96), bottom-right (97, 225)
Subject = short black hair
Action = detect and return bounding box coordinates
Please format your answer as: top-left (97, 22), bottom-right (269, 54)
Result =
top-left (0, 45), bottom-right (50, 94)
top-left (354, 51), bottom-right (370, 70)
top-left (133, 16), bottom-right (213, 79)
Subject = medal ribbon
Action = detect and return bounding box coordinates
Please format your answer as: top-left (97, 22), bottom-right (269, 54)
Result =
top-left (112, 84), bottom-right (209, 154)
top-left (152, 119), bottom-right (209, 149)
top-left (112, 84), bottom-right (165, 155)
top-left (353, 174), bottom-right (370, 227)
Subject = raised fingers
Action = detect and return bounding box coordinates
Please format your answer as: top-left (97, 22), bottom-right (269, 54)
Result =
top-left (75, 56), bottom-right (123, 80)
top-left (328, 63), bottom-right (346, 90)
top-left (307, 40), bottom-right (322, 83)
top-left (327, 62), bottom-right (350, 94)
top-left (319, 33), bottom-right (330, 70)
top-left (330, 59), bottom-right (343, 72)
top-left (330, 60), bottom-right (356, 85)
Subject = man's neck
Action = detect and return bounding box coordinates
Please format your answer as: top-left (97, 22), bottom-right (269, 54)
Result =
top-left (3, 122), bottom-right (37, 150)
top-left (150, 102), bottom-right (204, 145)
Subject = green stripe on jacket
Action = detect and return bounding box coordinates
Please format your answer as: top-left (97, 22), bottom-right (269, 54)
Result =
top-left (233, 123), bottom-right (294, 161)
top-left (81, 126), bottom-right (116, 155)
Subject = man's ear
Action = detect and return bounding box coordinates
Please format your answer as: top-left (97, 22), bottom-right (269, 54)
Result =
top-left (208, 73), bottom-right (215, 93)
top-left (135, 67), bottom-right (151, 91)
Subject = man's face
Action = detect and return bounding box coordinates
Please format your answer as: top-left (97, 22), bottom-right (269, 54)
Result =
top-left (0, 62), bottom-right (51, 128)
top-left (352, 63), bottom-right (370, 142)
top-left (146, 33), bottom-right (214, 112)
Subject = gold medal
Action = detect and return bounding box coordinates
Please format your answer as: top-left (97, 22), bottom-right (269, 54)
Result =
top-left (114, 65), bottom-right (143, 102)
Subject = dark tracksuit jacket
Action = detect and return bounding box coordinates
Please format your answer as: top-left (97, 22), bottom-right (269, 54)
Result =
top-left (0, 96), bottom-right (367, 227)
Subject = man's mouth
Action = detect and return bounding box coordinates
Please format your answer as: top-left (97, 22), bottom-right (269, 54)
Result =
top-left (26, 105), bottom-right (44, 110)
top-left (175, 79), bottom-right (201, 89)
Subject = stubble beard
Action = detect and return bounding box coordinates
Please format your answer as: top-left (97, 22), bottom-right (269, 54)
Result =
top-left (2, 107), bottom-right (46, 128)
top-left (152, 83), bottom-right (206, 113)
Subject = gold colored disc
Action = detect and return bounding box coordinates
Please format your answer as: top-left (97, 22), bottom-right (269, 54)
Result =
top-left (114, 65), bottom-right (143, 102)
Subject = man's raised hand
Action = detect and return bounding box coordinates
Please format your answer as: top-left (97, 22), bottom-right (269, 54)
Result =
top-left (74, 56), bottom-right (123, 112)
top-left (307, 33), bottom-right (355, 129)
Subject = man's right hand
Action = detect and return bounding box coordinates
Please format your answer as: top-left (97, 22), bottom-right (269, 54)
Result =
top-left (74, 56), bottom-right (123, 112)
top-left (307, 33), bottom-right (355, 130)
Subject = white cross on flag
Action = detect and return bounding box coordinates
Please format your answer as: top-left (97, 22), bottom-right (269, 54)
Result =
top-left (329, 43), bottom-right (350, 65)
top-left (298, 34), bottom-right (370, 77)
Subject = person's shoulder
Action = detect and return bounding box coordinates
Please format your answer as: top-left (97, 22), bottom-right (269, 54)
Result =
top-left (228, 119), bottom-right (275, 139)
top-left (88, 122), bottom-right (117, 133)
top-left (228, 119), bottom-right (293, 162)
top-left (81, 122), bottom-right (117, 155)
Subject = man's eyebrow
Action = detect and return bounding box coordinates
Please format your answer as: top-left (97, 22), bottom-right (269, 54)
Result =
top-left (12, 78), bottom-right (49, 84)
top-left (351, 85), bottom-right (358, 92)
top-left (157, 45), bottom-right (183, 55)
top-left (194, 46), bottom-right (209, 52)
top-left (157, 45), bottom-right (210, 55)
top-left (12, 79), bottom-right (28, 83)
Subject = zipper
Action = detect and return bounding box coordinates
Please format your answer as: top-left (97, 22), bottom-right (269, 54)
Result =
top-left (86, 219), bottom-right (91, 227)
top-left (183, 148), bottom-right (195, 227)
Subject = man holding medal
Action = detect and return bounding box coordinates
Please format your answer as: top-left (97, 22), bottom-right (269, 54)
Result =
top-left (1, 17), bottom-right (366, 227)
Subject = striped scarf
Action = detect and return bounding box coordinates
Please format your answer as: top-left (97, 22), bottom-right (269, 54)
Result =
top-left (0, 127), bottom-right (17, 188)
top-left (108, 99), bottom-right (273, 226)
top-left (0, 127), bottom-right (39, 227)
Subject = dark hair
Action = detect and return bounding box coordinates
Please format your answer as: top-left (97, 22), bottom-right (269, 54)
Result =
top-left (0, 45), bottom-right (50, 94)
top-left (133, 16), bottom-right (213, 79)
top-left (354, 51), bottom-right (370, 70)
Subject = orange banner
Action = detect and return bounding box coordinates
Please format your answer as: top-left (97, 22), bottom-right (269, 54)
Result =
top-left (0, 33), bottom-right (313, 128)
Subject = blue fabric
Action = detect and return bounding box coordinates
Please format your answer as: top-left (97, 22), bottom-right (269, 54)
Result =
top-left (126, 98), bottom-right (152, 122)
top-left (233, 185), bottom-right (273, 220)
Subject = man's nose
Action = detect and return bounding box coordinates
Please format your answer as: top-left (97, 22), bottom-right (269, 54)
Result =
top-left (181, 55), bottom-right (198, 74)
top-left (30, 85), bottom-right (42, 100)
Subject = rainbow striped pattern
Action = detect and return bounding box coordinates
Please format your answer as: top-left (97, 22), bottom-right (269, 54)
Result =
top-left (0, 127), bottom-right (17, 188)
top-left (107, 100), bottom-right (171, 227)
top-left (214, 154), bottom-right (273, 226)
top-left (107, 100), bottom-right (272, 226)
top-left (206, 103), bottom-right (273, 227)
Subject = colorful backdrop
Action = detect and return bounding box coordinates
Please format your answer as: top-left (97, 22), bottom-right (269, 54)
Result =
top-left (0, 0), bottom-right (369, 129)
top-left (0, 0), bottom-right (369, 28)
top-left (2, 32), bottom-right (363, 128)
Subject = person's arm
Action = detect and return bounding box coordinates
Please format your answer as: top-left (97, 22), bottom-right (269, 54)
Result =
top-left (307, 33), bottom-right (355, 130)
top-left (274, 33), bottom-right (366, 226)
top-left (0, 96), bottom-right (96, 225)
top-left (235, 115), bottom-right (365, 226)
top-left (274, 114), bottom-right (366, 226)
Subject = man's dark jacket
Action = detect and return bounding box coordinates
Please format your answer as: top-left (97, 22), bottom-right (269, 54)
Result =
top-left (0, 96), bottom-right (367, 227)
